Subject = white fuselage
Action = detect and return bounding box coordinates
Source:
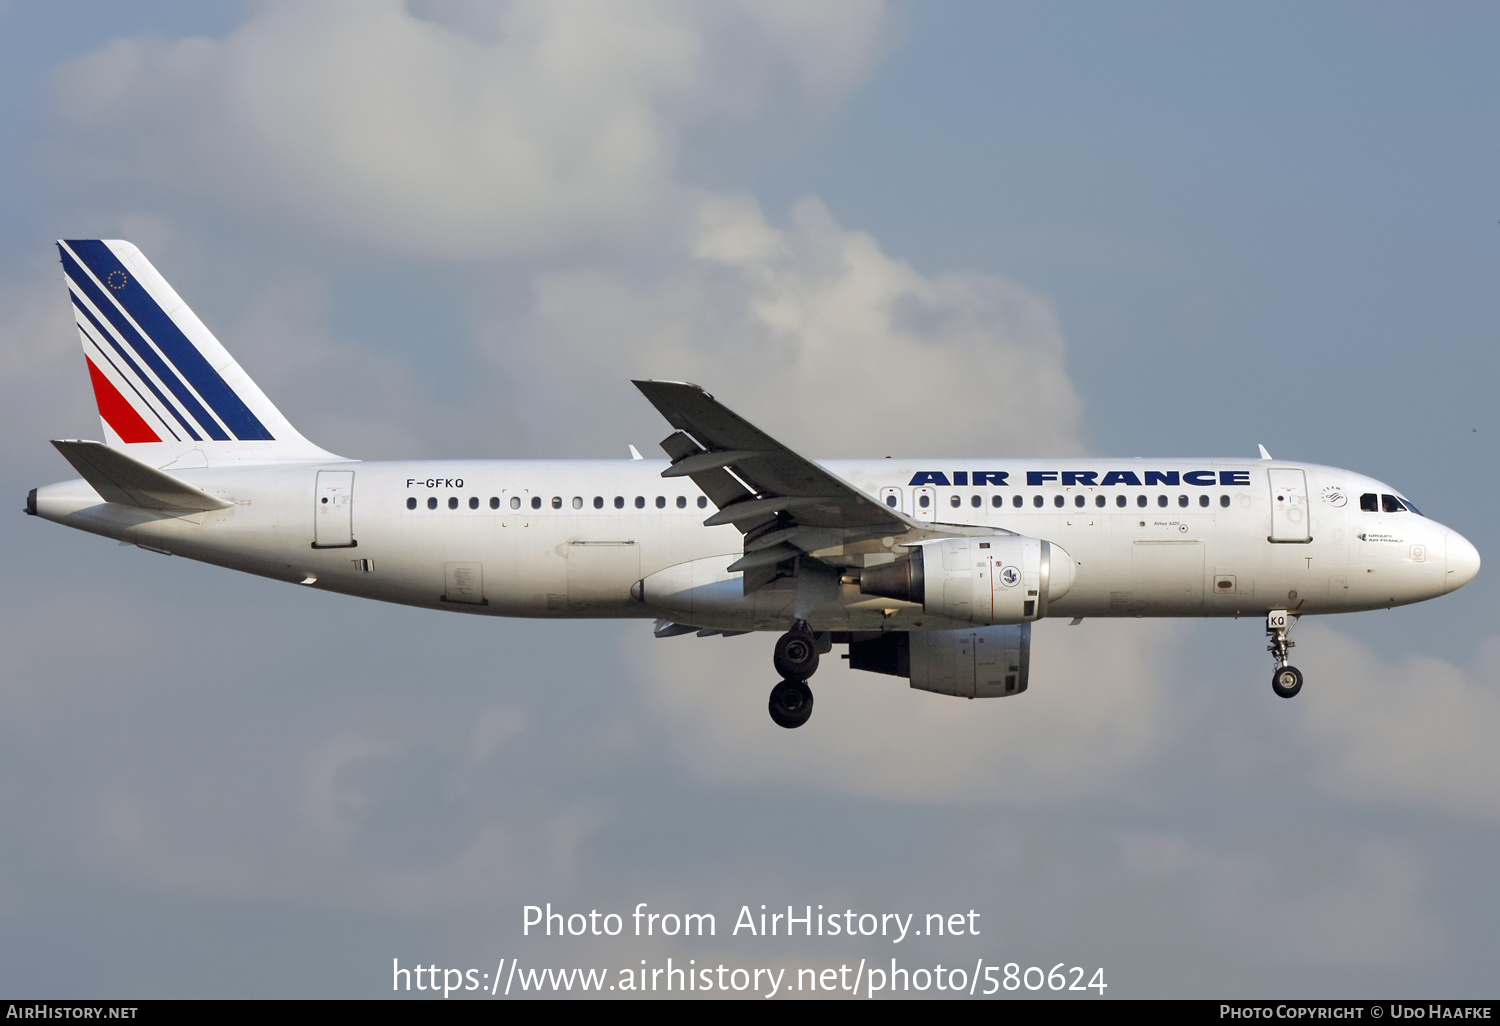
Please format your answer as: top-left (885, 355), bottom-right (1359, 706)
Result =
top-left (32, 457), bottom-right (1473, 632)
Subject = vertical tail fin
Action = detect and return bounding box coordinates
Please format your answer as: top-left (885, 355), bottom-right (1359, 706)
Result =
top-left (57, 239), bottom-right (341, 466)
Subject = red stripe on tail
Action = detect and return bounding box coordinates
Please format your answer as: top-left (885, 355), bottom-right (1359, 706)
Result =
top-left (86, 357), bottom-right (160, 443)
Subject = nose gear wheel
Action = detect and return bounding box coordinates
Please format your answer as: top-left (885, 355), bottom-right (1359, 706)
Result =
top-left (1266, 610), bottom-right (1303, 699)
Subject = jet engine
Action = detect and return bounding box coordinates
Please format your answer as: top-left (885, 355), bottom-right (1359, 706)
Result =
top-left (848, 624), bottom-right (1031, 698)
top-left (858, 535), bottom-right (1074, 624)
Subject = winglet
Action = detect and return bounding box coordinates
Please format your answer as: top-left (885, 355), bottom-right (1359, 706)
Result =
top-left (628, 445), bottom-right (644, 461)
top-left (1258, 444), bottom-right (1273, 460)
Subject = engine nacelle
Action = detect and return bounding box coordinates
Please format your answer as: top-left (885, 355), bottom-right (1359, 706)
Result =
top-left (848, 624), bottom-right (1031, 698)
top-left (859, 535), bottom-right (1073, 624)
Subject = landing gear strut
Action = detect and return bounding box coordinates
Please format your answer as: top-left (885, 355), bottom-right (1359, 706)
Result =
top-left (768, 679), bottom-right (814, 729)
top-left (1266, 610), bottom-right (1303, 698)
top-left (773, 622), bottom-right (820, 680)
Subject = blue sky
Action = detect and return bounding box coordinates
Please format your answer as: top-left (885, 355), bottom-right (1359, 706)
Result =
top-left (1, 1), bottom-right (1498, 998)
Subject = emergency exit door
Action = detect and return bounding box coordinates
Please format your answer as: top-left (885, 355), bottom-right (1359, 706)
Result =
top-left (314, 470), bottom-right (356, 548)
top-left (913, 486), bottom-right (936, 521)
top-left (1267, 468), bottom-right (1310, 543)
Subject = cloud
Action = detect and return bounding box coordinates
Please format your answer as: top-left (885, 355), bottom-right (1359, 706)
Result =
top-left (1117, 833), bottom-right (1441, 969)
top-left (67, 722), bottom-right (599, 916)
top-left (51, 0), bottom-right (889, 258)
top-left (495, 193), bottom-right (1085, 457)
top-left (224, 270), bottom-right (440, 459)
top-left (0, 265), bottom-right (98, 472)
top-left (1295, 625), bottom-right (1500, 822)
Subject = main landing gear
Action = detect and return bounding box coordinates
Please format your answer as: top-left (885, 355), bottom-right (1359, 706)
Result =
top-left (1266, 610), bottom-right (1303, 698)
top-left (768, 679), bottom-right (814, 729)
top-left (768, 622), bottom-right (821, 729)
top-left (774, 625), bottom-right (820, 679)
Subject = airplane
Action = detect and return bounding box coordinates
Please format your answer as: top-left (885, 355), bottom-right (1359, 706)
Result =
top-left (26, 240), bottom-right (1481, 728)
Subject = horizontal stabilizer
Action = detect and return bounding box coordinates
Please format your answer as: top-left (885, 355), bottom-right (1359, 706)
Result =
top-left (51, 440), bottom-right (233, 512)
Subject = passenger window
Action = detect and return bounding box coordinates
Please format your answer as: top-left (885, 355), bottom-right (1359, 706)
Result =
top-left (531, 496), bottom-right (542, 509)
top-left (1033, 495), bottom-right (1044, 508)
top-left (1178, 495), bottom-right (1188, 508)
top-left (552, 496), bottom-right (562, 509)
top-left (406, 497), bottom-right (417, 510)
top-left (511, 496), bottom-right (521, 510)
top-left (448, 497), bottom-right (459, 510)
top-left (697, 496), bottom-right (708, 508)
top-left (1219, 495), bottom-right (1230, 508)
top-left (1137, 495), bottom-right (1147, 508)
top-left (469, 497), bottom-right (479, 509)
top-left (1116, 495), bottom-right (1125, 508)
top-left (992, 495), bottom-right (1003, 508)
top-left (676, 496), bottom-right (686, 508)
top-left (1382, 494), bottom-right (1404, 513)
top-left (919, 494), bottom-right (930, 508)
top-left (1074, 495), bottom-right (1085, 507)
top-left (1157, 495), bottom-right (1168, 508)
top-left (886, 495), bottom-right (897, 507)
top-left (428, 497), bottom-right (438, 510)
top-left (1360, 493), bottom-right (1378, 512)
top-left (1054, 495), bottom-right (1065, 508)
top-left (1013, 495), bottom-right (1022, 508)
top-left (971, 495), bottom-right (982, 508)
top-left (1198, 494), bottom-right (1209, 507)
top-left (593, 496), bottom-right (603, 509)
top-left (491, 497), bottom-right (500, 509)
top-left (635, 496), bottom-right (645, 509)
top-left (615, 496), bottom-right (625, 509)
top-left (1096, 495), bottom-right (1106, 508)
top-left (950, 495), bottom-right (961, 508)
top-left (572, 497), bottom-right (583, 509)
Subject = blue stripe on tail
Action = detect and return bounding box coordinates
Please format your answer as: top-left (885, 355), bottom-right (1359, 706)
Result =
top-left (60, 248), bottom-right (223, 440)
top-left (62, 241), bottom-right (274, 441)
top-left (72, 294), bottom-right (198, 441)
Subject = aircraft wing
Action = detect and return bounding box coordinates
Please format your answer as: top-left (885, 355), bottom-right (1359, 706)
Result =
top-left (633, 380), bottom-right (914, 589)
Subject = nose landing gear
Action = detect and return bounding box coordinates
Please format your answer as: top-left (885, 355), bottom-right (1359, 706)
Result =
top-left (1267, 610), bottom-right (1303, 698)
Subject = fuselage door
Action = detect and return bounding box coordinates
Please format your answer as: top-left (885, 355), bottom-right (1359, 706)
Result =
top-left (1267, 467), bottom-right (1311, 543)
top-left (879, 487), bottom-right (905, 513)
top-left (314, 470), bottom-right (355, 548)
top-left (913, 487), bottom-right (935, 521)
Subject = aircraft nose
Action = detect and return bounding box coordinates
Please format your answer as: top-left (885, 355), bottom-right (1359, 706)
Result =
top-left (1445, 529), bottom-right (1481, 593)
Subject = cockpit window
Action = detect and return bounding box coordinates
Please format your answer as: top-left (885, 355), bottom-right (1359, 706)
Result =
top-left (1399, 497), bottom-right (1423, 516)
top-left (1360, 493), bottom-right (1378, 512)
top-left (1381, 494), bottom-right (1405, 513)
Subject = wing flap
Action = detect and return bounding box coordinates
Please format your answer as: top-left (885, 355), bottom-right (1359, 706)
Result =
top-left (633, 380), bottom-right (910, 533)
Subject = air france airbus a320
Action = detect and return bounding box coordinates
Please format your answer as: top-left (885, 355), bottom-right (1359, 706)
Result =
top-left (27, 241), bottom-right (1481, 727)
